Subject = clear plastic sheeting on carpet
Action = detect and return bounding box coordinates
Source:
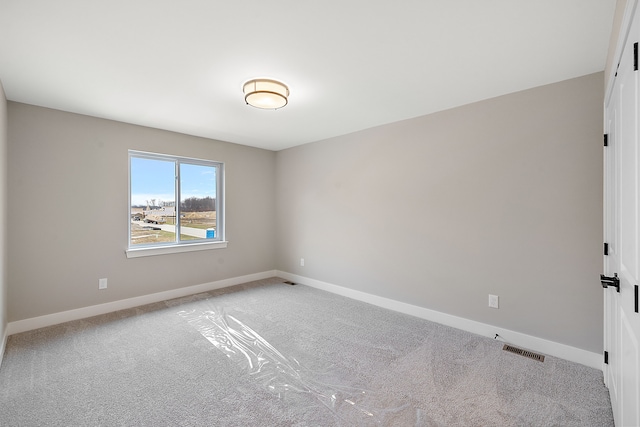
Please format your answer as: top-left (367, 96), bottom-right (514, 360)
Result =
top-left (176, 305), bottom-right (420, 426)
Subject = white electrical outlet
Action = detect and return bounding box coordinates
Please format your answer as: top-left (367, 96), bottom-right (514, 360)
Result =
top-left (488, 294), bottom-right (499, 309)
top-left (300, 258), bottom-right (305, 267)
top-left (99, 278), bottom-right (108, 290)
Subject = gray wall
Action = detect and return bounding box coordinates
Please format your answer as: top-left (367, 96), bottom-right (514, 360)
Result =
top-left (7, 103), bottom-right (276, 321)
top-left (5, 73), bottom-right (605, 355)
top-left (276, 72), bottom-right (604, 353)
top-left (0, 81), bottom-right (6, 340)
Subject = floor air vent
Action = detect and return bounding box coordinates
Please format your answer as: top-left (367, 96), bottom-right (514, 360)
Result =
top-left (284, 281), bottom-right (297, 286)
top-left (503, 344), bottom-right (545, 362)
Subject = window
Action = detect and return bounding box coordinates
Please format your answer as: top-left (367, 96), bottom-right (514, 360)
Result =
top-left (126, 151), bottom-right (225, 258)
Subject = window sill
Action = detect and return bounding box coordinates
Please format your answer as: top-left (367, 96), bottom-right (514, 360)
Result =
top-left (125, 241), bottom-right (228, 258)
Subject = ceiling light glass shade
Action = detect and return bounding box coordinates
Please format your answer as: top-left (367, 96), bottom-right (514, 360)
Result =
top-left (243, 79), bottom-right (289, 109)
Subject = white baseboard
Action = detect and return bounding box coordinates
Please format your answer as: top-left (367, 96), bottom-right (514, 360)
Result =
top-left (0, 325), bottom-right (7, 369)
top-left (7, 270), bottom-right (277, 336)
top-left (276, 271), bottom-right (602, 370)
top-left (5, 269), bottom-right (602, 370)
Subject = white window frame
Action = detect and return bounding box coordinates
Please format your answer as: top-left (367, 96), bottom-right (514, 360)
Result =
top-left (125, 150), bottom-right (227, 258)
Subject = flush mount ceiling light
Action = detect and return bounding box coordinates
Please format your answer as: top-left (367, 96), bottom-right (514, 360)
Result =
top-left (243, 78), bottom-right (289, 110)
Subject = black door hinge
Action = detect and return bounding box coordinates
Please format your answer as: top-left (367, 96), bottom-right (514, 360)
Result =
top-left (635, 285), bottom-right (639, 313)
top-left (604, 243), bottom-right (609, 256)
top-left (604, 351), bottom-right (609, 364)
top-left (601, 274), bottom-right (620, 292)
top-left (635, 42), bottom-right (638, 71)
top-left (604, 134), bottom-right (609, 147)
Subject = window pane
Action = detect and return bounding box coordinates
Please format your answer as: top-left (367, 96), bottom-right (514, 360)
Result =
top-left (130, 157), bottom-right (176, 246)
top-left (179, 163), bottom-right (217, 241)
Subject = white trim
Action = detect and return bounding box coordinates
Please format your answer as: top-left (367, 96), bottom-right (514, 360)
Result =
top-left (605, 0), bottom-right (639, 105)
top-left (6, 269), bottom-right (602, 370)
top-left (276, 271), bottom-right (602, 370)
top-left (0, 326), bottom-right (7, 369)
top-left (125, 240), bottom-right (228, 258)
top-left (7, 270), bottom-right (276, 335)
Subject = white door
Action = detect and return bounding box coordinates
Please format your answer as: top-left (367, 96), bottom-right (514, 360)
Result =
top-left (604, 4), bottom-right (640, 426)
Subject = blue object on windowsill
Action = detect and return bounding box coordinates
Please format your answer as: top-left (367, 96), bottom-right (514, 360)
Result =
top-left (206, 228), bottom-right (215, 239)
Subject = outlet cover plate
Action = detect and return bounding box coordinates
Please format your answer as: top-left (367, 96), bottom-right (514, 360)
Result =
top-left (489, 294), bottom-right (499, 309)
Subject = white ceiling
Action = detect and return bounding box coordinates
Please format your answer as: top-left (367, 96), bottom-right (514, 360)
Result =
top-left (0, 1), bottom-right (616, 151)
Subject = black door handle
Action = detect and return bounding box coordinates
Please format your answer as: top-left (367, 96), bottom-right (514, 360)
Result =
top-left (601, 273), bottom-right (620, 293)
